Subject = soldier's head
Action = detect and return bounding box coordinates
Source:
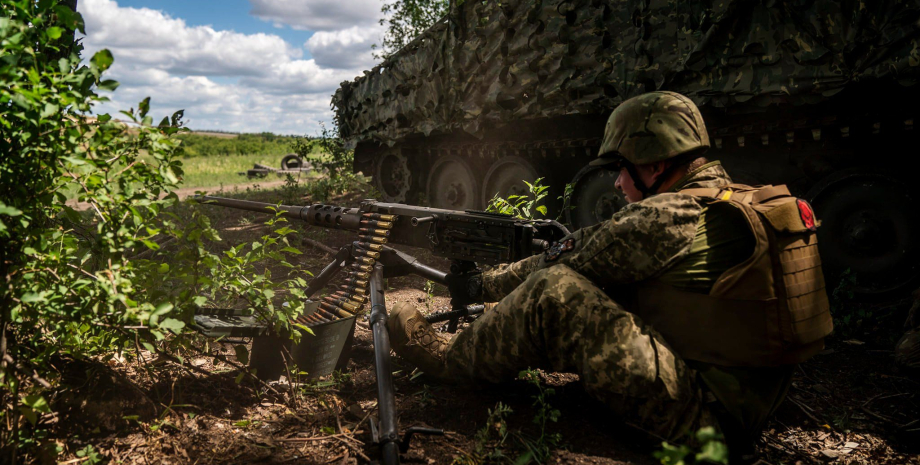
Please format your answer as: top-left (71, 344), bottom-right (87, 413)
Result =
top-left (592, 91), bottom-right (710, 203)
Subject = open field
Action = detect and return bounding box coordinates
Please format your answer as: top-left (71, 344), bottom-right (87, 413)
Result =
top-left (42, 183), bottom-right (920, 465)
top-left (178, 153), bottom-right (317, 189)
top-left (190, 131), bottom-right (239, 139)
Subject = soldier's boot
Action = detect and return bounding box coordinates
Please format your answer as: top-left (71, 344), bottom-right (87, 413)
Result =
top-left (387, 302), bottom-right (450, 378)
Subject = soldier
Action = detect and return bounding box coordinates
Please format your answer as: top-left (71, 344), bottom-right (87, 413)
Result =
top-left (387, 91), bottom-right (834, 461)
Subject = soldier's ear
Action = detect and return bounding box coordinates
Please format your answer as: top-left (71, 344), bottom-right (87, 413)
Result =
top-left (647, 161), bottom-right (669, 179)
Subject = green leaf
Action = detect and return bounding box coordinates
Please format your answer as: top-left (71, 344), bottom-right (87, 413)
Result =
top-left (23, 395), bottom-right (50, 413)
top-left (141, 239), bottom-right (160, 251)
top-left (695, 426), bottom-right (721, 443)
top-left (293, 323), bottom-right (315, 336)
top-left (47, 26), bottom-right (63, 39)
top-left (21, 292), bottom-right (46, 303)
top-left (91, 49), bottom-right (114, 72)
top-left (233, 419), bottom-right (251, 427)
top-left (138, 97), bottom-right (151, 118)
top-left (97, 79), bottom-right (119, 91)
top-left (159, 318), bottom-right (185, 334)
top-left (536, 205), bottom-right (548, 216)
top-left (0, 205), bottom-right (23, 216)
top-left (281, 247), bottom-right (302, 255)
top-left (149, 302), bottom-right (173, 326)
top-left (19, 406), bottom-right (37, 425)
top-left (234, 345), bottom-right (249, 365)
top-left (695, 440), bottom-right (729, 464)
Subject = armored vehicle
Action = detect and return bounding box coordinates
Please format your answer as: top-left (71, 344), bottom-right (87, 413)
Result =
top-left (332, 0), bottom-right (920, 298)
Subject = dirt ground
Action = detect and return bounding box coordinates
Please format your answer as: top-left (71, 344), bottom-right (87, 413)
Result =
top-left (43, 185), bottom-right (920, 465)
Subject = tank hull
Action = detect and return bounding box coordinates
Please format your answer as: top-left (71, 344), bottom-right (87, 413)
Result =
top-left (334, 0), bottom-right (920, 298)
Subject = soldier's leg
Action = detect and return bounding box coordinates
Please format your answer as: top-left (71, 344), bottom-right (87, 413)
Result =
top-left (443, 264), bottom-right (709, 440)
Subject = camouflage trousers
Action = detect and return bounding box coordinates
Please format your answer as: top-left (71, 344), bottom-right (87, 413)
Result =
top-left (437, 264), bottom-right (712, 441)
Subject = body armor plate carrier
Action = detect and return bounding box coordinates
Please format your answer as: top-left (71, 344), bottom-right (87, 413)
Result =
top-left (636, 184), bottom-right (834, 367)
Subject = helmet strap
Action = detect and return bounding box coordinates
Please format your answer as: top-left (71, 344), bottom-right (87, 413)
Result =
top-left (627, 154), bottom-right (698, 199)
top-left (622, 162), bottom-right (651, 198)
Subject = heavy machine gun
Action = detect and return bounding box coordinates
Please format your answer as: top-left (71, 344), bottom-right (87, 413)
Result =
top-left (195, 195), bottom-right (569, 464)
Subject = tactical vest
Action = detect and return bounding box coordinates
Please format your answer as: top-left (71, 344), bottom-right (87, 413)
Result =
top-left (633, 184), bottom-right (833, 367)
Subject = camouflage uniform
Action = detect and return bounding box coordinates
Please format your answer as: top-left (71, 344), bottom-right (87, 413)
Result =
top-left (454, 163), bottom-right (738, 440)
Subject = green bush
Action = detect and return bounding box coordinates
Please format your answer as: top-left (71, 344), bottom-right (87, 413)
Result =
top-left (175, 132), bottom-right (311, 158)
top-left (0, 2), bottom-right (308, 461)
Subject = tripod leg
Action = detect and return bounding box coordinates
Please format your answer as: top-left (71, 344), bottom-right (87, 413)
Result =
top-left (369, 265), bottom-right (400, 465)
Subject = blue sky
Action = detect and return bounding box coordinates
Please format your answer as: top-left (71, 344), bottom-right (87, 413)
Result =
top-left (78, 0), bottom-right (386, 135)
top-left (113, 0), bottom-right (317, 52)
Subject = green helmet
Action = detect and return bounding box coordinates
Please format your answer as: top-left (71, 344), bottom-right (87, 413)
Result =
top-left (592, 91), bottom-right (710, 167)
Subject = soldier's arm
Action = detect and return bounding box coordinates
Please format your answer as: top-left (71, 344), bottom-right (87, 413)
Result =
top-left (479, 220), bottom-right (606, 301)
top-left (532, 194), bottom-right (701, 287)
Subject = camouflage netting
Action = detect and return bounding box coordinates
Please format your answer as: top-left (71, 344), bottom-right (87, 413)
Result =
top-left (332, 0), bottom-right (920, 148)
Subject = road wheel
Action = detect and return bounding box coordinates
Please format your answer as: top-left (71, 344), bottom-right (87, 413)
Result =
top-left (426, 155), bottom-right (479, 210)
top-left (481, 156), bottom-right (540, 209)
top-left (808, 169), bottom-right (920, 300)
top-left (565, 165), bottom-right (626, 230)
top-left (374, 149), bottom-right (412, 203)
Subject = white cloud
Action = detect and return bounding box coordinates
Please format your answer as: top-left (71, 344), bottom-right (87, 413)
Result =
top-left (249, 0), bottom-right (382, 31)
top-left (82, 0), bottom-right (297, 77)
top-left (306, 25), bottom-right (384, 69)
top-left (77, 0), bottom-right (381, 134)
top-left (240, 59), bottom-right (361, 94)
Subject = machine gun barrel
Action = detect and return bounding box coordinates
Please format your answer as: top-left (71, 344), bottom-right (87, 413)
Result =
top-left (195, 196), bottom-right (362, 230)
top-left (196, 196), bottom-right (570, 265)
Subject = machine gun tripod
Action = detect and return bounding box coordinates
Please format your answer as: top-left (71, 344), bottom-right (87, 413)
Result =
top-left (305, 243), bottom-right (485, 463)
top-left (194, 195), bottom-right (570, 464)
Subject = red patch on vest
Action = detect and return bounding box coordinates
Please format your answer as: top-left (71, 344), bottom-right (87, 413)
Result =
top-left (797, 199), bottom-right (817, 231)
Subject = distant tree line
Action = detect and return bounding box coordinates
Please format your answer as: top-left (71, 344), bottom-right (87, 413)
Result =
top-left (175, 132), bottom-right (319, 158)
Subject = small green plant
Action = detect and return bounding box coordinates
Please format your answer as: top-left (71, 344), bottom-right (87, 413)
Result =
top-left (556, 183), bottom-right (575, 223)
top-left (280, 173), bottom-right (307, 204)
top-left (653, 427), bottom-right (728, 465)
top-left (827, 269), bottom-right (904, 341)
top-left (486, 178), bottom-right (550, 220)
top-left (75, 444), bottom-right (103, 465)
top-left (454, 369), bottom-right (562, 464)
top-left (292, 124), bottom-right (360, 202)
top-left (516, 369), bottom-right (562, 464)
top-left (453, 402), bottom-right (514, 464)
top-left (414, 384), bottom-right (437, 407)
top-left (423, 280), bottom-right (436, 313)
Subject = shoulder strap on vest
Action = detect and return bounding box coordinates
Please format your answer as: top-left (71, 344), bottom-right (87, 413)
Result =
top-left (679, 187), bottom-right (721, 199)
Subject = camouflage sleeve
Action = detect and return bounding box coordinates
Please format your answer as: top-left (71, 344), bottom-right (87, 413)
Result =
top-left (481, 255), bottom-right (541, 302)
top-left (481, 222), bottom-right (607, 301)
top-left (533, 193), bottom-right (702, 287)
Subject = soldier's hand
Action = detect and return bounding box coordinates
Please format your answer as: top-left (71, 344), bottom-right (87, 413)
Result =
top-left (446, 271), bottom-right (483, 309)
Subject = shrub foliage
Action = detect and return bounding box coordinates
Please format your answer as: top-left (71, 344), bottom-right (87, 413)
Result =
top-left (1, 2), bottom-right (307, 460)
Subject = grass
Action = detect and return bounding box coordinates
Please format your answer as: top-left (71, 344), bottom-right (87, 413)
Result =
top-left (179, 153), bottom-right (314, 189)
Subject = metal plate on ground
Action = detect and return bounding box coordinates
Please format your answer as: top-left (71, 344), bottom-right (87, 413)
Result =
top-left (192, 308), bottom-right (272, 338)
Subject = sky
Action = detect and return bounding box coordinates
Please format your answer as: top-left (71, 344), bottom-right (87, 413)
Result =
top-left (77, 0), bottom-right (387, 135)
